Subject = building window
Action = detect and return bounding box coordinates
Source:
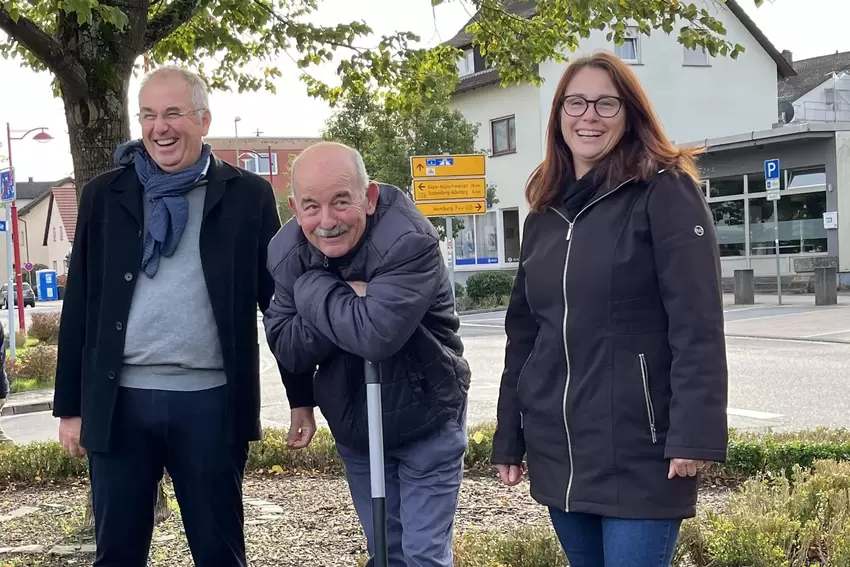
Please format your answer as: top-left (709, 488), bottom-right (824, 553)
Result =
top-left (615, 27), bottom-right (641, 64)
top-left (749, 192), bottom-right (827, 255)
top-left (708, 176), bottom-right (744, 198)
top-left (502, 210), bottom-right (520, 263)
top-left (52, 261), bottom-right (57, 271)
top-left (52, 227), bottom-right (56, 242)
top-left (241, 152), bottom-right (278, 175)
top-left (491, 116), bottom-right (516, 156)
top-left (710, 200), bottom-right (746, 257)
top-left (457, 48), bottom-right (475, 77)
top-left (453, 211), bottom-right (499, 265)
top-left (788, 167), bottom-right (827, 189)
top-left (683, 46), bottom-right (709, 66)
top-left (60, 226), bottom-right (64, 241)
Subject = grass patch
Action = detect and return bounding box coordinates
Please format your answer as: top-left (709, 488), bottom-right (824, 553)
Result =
top-left (9, 377), bottom-right (43, 394)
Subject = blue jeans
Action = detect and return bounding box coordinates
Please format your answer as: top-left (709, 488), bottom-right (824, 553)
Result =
top-left (549, 508), bottom-right (682, 567)
top-left (336, 409), bottom-right (468, 567)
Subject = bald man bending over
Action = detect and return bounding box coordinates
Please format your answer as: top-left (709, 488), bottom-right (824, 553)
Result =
top-left (264, 141), bottom-right (471, 567)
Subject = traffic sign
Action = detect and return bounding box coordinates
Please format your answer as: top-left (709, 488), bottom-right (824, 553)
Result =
top-left (410, 154), bottom-right (485, 178)
top-left (24, 262), bottom-right (32, 271)
top-left (0, 221), bottom-right (6, 232)
top-left (0, 169), bottom-right (15, 203)
top-left (764, 158), bottom-right (780, 192)
top-left (416, 200), bottom-right (487, 217)
top-left (414, 178), bottom-right (486, 201)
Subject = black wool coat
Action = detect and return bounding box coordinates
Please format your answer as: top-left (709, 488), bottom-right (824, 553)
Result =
top-left (53, 156), bottom-right (282, 452)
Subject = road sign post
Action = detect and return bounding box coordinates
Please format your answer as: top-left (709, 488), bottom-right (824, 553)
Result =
top-left (764, 159), bottom-right (782, 305)
top-left (0, 168), bottom-right (15, 358)
top-left (409, 154), bottom-right (487, 314)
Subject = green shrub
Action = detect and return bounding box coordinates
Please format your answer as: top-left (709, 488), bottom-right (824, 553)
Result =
top-left (678, 460), bottom-right (850, 567)
top-left (465, 272), bottom-right (514, 302)
top-left (29, 312), bottom-right (61, 344)
top-left (8, 344), bottom-right (57, 385)
top-left (0, 441), bottom-right (88, 485)
top-left (455, 282), bottom-right (465, 298)
top-left (7, 425), bottom-right (850, 491)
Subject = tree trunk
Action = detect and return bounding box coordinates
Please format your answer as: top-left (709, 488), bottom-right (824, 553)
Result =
top-left (60, 72), bottom-right (133, 199)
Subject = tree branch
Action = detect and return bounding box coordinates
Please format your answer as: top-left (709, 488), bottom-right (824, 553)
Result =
top-left (0, 8), bottom-right (88, 98)
top-left (143, 0), bottom-right (209, 52)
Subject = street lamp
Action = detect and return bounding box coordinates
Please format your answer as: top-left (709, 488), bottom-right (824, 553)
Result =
top-left (234, 116), bottom-right (242, 167)
top-left (6, 123), bottom-right (53, 337)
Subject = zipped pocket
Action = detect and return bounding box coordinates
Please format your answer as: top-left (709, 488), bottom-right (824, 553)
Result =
top-left (639, 354), bottom-right (657, 444)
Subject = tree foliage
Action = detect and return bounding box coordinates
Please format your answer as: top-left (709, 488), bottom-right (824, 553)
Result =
top-left (0, 0), bottom-right (767, 192)
top-left (322, 89), bottom-right (497, 239)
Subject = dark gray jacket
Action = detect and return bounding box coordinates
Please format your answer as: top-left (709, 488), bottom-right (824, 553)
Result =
top-left (264, 184), bottom-right (470, 452)
top-left (493, 169), bottom-right (728, 520)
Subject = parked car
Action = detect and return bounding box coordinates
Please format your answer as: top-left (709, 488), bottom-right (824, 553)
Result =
top-left (0, 282), bottom-right (36, 309)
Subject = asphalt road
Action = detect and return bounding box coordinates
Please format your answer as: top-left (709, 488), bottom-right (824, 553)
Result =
top-left (4, 296), bottom-right (850, 445)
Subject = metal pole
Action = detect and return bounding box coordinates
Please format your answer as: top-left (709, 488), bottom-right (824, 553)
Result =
top-left (6, 123), bottom-right (24, 332)
top-left (6, 203), bottom-right (14, 359)
top-left (364, 359), bottom-right (387, 567)
top-left (773, 199), bottom-right (782, 305)
top-left (446, 217), bottom-right (456, 311)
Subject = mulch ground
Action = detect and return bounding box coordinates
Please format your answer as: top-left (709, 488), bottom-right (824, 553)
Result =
top-left (0, 473), bottom-right (731, 566)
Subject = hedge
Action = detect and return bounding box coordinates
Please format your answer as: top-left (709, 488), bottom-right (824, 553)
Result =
top-left (3, 424), bottom-right (850, 489)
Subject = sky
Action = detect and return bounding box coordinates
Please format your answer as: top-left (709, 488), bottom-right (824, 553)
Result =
top-left (0, 0), bottom-right (846, 182)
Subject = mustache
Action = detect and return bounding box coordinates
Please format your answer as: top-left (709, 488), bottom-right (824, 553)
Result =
top-left (314, 224), bottom-right (349, 238)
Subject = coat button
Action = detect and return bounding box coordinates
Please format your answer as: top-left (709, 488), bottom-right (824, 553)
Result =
top-left (124, 272), bottom-right (133, 281)
top-left (116, 322), bottom-right (123, 331)
top-left (107, 370), bottom-right (115, 380)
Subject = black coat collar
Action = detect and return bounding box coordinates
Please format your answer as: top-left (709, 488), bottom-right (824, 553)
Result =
top-left (109, 154), bottom-right (241, 227)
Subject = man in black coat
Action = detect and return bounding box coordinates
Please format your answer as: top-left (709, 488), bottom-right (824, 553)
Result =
top-left (53, 66), bottom-right (281, 567)
top-left (0, 320), bottom-right (11, 444)
top-left (264, 141), bottom-right (471, 567)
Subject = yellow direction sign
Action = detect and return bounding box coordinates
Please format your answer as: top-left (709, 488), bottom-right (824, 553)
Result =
top-left (414, 178), bottom-right (486, 201)
top-left (410, 154), bottom-right (486, 178)
top-left (416, 200), bottom-right (487, 217)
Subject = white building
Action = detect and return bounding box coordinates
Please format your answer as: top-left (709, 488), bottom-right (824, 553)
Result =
top-left (778, 50), bottom-right (850, 125)
top-left (444, 0), bottom-right (795, 282)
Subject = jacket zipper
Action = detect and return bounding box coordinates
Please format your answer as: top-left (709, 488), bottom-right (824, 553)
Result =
top-left (639, 353), bottom-right (657, 443)
top-left (549, 176), bottom-right (635, 512)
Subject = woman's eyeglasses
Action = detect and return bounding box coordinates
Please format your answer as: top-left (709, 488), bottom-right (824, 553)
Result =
top-left (561, 95), bottom-right (624, 118)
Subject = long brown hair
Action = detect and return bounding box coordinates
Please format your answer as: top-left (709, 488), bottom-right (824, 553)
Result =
top-left (525, 51), bottom-right (703, 212)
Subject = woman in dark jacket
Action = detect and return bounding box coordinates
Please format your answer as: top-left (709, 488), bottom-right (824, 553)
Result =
top-left (491, 51), bottom-right (728, 566)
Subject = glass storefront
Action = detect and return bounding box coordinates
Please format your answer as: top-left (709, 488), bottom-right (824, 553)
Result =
top-left (706, 166), bottom-right (828, 259)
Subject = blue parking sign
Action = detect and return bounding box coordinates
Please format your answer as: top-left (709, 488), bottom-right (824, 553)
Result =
top-left (0, 169), bottom-right (15, 203)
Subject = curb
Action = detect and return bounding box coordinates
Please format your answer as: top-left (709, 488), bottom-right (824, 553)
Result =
top-left (1, 399), bottom-right (54, 417)
top-left (458, 307), bottom-right (508, 316)
top-left (727, 334), bottom-right (850, 345)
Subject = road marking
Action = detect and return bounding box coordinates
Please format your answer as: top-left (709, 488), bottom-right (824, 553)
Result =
top-left (460, 322), bottom-right (504, 328)
top-left (727, 334), bottom-right (848, 346)
top-left (801, 328), bottom-right (850, 338)
top-left (727, 407), bottom-right (783, 420)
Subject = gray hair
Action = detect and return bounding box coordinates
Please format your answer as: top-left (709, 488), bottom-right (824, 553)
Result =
top-left (290, 141), bottom-right (370, 198)
top-left (139, 65), bottom-right (209, 119)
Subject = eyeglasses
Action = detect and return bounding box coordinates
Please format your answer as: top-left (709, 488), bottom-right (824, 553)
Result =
top-left (561, 95), bottom-right (623, 118)
top-left (137, 108), bottom-right (206, 123)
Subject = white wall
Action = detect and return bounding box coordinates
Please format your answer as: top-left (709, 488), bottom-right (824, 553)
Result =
top-left (793, 74), bottom-right (850, 123)
top-left (537, 2), bottom-right (778, 144)
top-left (835, 132), bottom-right (850, 272)
top-left (450, 82), bottom-right (542, 239)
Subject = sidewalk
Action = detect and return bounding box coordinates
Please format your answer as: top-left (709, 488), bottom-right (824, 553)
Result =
top-left (2, 388), bottom-right (53, 417)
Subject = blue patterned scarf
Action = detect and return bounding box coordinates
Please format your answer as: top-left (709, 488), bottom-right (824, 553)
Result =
top-left (114, 140), bottom-right (212, 278)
